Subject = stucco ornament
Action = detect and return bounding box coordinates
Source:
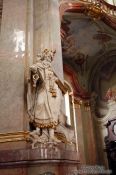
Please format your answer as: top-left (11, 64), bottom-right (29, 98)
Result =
top-left (27, 49), bottom-right (63, 147)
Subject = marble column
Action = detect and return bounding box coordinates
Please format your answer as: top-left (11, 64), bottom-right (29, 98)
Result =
top-left (0, 0), bottom-right (64, 134)
top-left (0, 0), bottom-right (27, 133)
top-left (33, 0), bottom-right (63, 81)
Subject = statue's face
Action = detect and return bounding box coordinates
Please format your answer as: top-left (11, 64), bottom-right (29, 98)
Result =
top-left (45, 52), bottom-right (53, 62)
top-left (42, 50), bottom-right (53, 62)
top-left (40, 49), bottom-right (56, 63)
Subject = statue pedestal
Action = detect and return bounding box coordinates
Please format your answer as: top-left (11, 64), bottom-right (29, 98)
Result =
top-left (0, 143), bottom-right (80, 175)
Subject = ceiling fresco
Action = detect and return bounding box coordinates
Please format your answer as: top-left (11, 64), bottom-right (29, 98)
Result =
top-left (62, 14), bottom-right (104, 57)
top-left (61, 11), bottom-right (116, 117)
top-left (61, 12), bottom-right (116, 90)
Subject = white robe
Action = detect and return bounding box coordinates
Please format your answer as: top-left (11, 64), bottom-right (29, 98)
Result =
top-left (27, 60), bottom-right (62, 128)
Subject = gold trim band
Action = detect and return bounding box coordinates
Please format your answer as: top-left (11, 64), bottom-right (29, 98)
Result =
top-left (0, 131), bottom-right (29, 143)
top-left (34, 121), bottom-right (58, 129)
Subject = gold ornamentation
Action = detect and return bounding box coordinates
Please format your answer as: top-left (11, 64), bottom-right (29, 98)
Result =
top-left (51, 90), bottom-right (57, 97)
top-left (42, 49), bottom-right (56, 60)
top-left (86, 2), bottom-right (103, 20)
top-left (83, 101), bottom-right (90, 111)
top-left (74, 97), bottom-right (90, 111)
top-left (54, 132), bottom-right (70, 144)
top-left (74, 98), bottom-right (83, 108)
top-left (34, 121), bottom-right (58, 129)
top-left (0, 131), bottom-right (29, 143)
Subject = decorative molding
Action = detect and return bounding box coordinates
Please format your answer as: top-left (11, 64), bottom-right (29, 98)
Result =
top-left (0, 131), bottom-right (29, 143)
top-left (60, 0), bottom-right (116, 13)
top-left (86, 2), bottom-right (103, 20)
top-left (0, 159), bottom-right (79, 168)
top-left (74, 97), bottom-right (83, 108)
top-left (60, 1), bottom-right (116, 30)
top-left (74, 96), bottom-right (91, 111)
top-left (83, 100), bottom-right (91, 111)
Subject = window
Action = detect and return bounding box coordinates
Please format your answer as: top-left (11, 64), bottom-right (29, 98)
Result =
top-left (64, 81), bottom-right (74, 126)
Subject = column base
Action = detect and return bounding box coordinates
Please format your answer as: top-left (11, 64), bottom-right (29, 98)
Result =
top-left (0, 143), bottom-right (80, 175)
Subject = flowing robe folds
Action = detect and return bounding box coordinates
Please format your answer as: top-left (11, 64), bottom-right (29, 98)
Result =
top-left (27, 55), bottom-right (62, 129)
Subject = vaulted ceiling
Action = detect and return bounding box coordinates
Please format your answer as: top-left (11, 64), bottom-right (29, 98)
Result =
top-left (61, 4), bottom-right (116, 117)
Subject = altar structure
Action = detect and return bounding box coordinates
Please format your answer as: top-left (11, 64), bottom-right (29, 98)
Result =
top-left (0, 0), bottom-right (116, 175)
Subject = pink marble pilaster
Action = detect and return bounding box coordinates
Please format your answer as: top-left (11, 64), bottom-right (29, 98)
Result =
top-left (0, 0), bottom-right (28, 133)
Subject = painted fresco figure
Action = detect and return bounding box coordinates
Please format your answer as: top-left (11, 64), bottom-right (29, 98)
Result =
top-left (27, 49), bottom-right (62, 145)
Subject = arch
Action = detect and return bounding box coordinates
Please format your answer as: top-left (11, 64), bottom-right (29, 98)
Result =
top-left (64, 64), bottom-right (90, 99)
top-left (88, 50), bottom-right (116, 117)
top-left (88, 50), bottom-right (116, 97)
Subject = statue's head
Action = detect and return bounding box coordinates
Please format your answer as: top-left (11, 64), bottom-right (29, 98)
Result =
top-left (36, 49), bottom-right (56, 63)
top-left (42, 49), bottom-right (56, 62)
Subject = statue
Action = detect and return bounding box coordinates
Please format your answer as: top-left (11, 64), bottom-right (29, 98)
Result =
top-left (27, 49), bottom-right (62, 146)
